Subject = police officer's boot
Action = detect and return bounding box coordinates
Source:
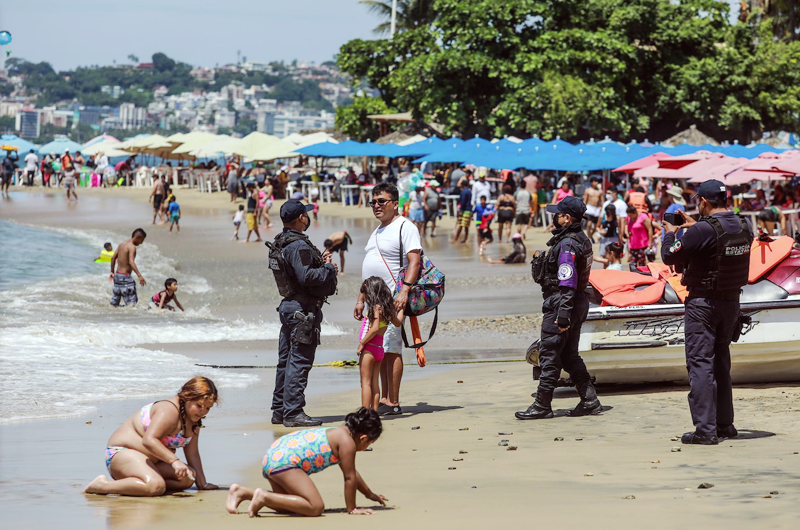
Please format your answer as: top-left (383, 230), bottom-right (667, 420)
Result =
top-left (515, 401), bottom-right (554, 420)
top-left (567, 381), bottom-right (603, 417)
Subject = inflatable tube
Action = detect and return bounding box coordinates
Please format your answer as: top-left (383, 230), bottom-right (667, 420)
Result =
top-left (750, 235), bottom-right (793, 283)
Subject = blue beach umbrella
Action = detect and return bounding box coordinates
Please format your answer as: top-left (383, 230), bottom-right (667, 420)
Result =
top-left (0, 133), bottom-right (37, 153)
top-left (39, 137), bottom-right (84, 155)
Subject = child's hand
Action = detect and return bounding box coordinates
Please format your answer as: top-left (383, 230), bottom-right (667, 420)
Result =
top-left (366, 492), bottom-right (388, 506)
top-left (349, 508), bottom-right (375, 515)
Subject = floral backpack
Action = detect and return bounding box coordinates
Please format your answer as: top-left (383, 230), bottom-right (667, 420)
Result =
top-left (376, 222), bottom-right (445, 348)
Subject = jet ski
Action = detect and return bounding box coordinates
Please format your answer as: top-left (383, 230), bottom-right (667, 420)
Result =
top-left (573, 234), bottom-right (800, 384)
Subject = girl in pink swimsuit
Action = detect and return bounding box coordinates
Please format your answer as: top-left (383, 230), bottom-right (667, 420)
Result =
top-left (357, 277), bottom-right (404, 410)
top-left (84, 377), bottom-right (219, 497)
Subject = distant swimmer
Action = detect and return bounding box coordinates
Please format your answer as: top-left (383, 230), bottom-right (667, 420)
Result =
top-left (150, 278), bottom-right (184, 311)
top-left (95, 242), bottom-right (114, 263)
top-left (323, 231), bottom-right (352, 274)
top-left (109, 228), bottom-right (147, 307)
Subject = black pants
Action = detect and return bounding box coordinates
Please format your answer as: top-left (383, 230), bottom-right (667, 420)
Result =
top-left (535, 292), bottom-right (591, 409)
top-left (684, 297), bottom-right (738, 437)
top-left (25, 170), bottom-right (35, 186)
top-left (272, 300), bottom-right (322, 418)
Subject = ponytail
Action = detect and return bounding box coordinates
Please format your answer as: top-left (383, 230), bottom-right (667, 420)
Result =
top-left (344, 407), bottom-right (382, 441)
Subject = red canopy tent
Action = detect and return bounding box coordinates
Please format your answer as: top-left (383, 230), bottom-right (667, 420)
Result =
top-left (612, 152), bottom-right (672, 174)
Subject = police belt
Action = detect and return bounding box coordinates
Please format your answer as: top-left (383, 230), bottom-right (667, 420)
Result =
top-left (283, 291), bottom-right (325, 310)
top-left (686, 288), bottom-right (741, 301)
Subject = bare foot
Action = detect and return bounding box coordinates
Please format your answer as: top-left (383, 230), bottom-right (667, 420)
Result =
top-left (248, 488), bottom-right (268, 517)
top-left (255, 239), bottom-right (263, 242)
top-left (226, 483), bottom-right (246, 514)
top-left (84, 475), bottom-right (109, 494)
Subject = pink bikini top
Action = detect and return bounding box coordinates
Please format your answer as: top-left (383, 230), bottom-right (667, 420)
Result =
top-left (140, 401), bottom-right (192, 449)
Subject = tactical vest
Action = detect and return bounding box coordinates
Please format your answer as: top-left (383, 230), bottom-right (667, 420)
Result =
top-left (266, 231), bottom-right (330, 300)
top-left (682, 215), bottom-right (751, 293)
top-left (532, 226), bottom-right (592, 295)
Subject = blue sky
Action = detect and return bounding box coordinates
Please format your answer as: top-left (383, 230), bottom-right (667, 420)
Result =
top-left (0, 0), bottom-right (378, 70)
top-left (0, 1), bottom-right (742, 71)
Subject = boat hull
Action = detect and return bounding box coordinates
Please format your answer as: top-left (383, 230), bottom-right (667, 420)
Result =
top-left (574, 299), bottom-right (800, 384)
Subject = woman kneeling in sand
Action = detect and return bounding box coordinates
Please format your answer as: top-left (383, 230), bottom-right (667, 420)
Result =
top-left (226, 408), bottom-right (388, 517)
top-left (84, 376), bottom-right (219, 496)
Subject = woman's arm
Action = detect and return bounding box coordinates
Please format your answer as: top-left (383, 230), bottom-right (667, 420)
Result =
top-left (141, 405), bottom-right (191, 476)
top-left (644, 217), bottom-right (654, 245)
top-left (184, 431), bottom-right (217, 490)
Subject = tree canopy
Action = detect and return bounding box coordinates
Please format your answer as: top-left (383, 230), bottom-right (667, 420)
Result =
top-left (338, 0), bottom-right (800, 142)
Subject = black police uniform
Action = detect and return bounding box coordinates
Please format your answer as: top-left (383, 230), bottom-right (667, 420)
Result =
top-left (517, 196), bottom-right (601, 419)
top-left (662, 191), bottom-right (752, 444)
top-left (268, 215), bottom-right (337, 425)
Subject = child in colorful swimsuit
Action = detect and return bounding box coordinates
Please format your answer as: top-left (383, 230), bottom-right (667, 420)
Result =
top-left (84, 377), bottom-right (219, 496)
top-left (226, 408), bottom-right (387, 517)
top-left (358, 276), bottom-right (404, 410)
top-left (151, 277), bottom-right (184, 311)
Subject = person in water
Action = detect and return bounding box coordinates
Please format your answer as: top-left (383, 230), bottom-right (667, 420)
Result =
top-left (95, 242), bottom-right (114, 264)
top-left (109, 228), bottom-right (147, 307)
top-left (151, 278), bottom-right (185, 311)
top-left (84, 377), bottom-right (219, 496)
top-left (358, 277), bottom-right (405, 410)
top-left (226, 407), bottom-right (388, 517)
top-left (487, 233), bottom-right (527, 264)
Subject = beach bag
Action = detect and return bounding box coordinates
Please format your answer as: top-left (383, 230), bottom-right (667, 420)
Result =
top-left (375, 221), bottom-right (446, 349)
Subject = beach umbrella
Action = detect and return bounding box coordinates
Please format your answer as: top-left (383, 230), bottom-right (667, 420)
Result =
top-left (116, 133), bottom-right (152, 151)
top-left (82, 134), bottom-right (119, 150)
top-left (170, 132), bottom-right (220, 155)
top-left (38, 137), bottom-right (84, 155)
top-left (82, 139), bottom-right (123, 156)
top-left (613, 152), bottom-right (672, 174)
top-left (0, 133), bottom-right (37, 153)
top-left (686, 157), bottom-right (749, 183)
top-left (738, 150), bottom-right (800, 175)
top-left (229, 132), bottom-right (293, 159)
top-left (165, 132), bottom-right (188, 145)
top-left (190, 135), bottom-right (238, 158)
top-left (244, 143), bottom-right (301, 162)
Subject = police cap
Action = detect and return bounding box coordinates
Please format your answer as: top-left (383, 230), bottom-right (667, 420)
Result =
top-left (280, 199), bottom-right (315, 222)
top-left (546, 195), bottom-right (587, 220)
top-left (693, 179), bottom-right (727, 202)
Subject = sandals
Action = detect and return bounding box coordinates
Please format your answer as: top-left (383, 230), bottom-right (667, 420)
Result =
top-left (378, 403), bottom-right (403, 416)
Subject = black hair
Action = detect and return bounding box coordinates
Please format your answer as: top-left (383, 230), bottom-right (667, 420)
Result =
top-left (480, 195), bottom-right (487, 201)
top-left (519, 180), bottom-right (526, 189)
top-left (502, 184), bottom-right (512, 194)
top-left (238, 204), bottom-right (244, 210)
top-left (132, 228), bottom-right (147, 238)
top-left (371, 182), bottom-right (399, 202)
top-left (361, 276), bottom-right (398, 324)
top-left (103, 242), bottom-right (113, 250)
top-left (590, 175), bottom-right (601, 183)
top-left (165, 278), bottom-right (177, 288)
top-left (703, 197), bottom-right (727, 209)
top-left (345, 407), bottom-right (382, 442)
top-left (635, 186), bottom-right (645, 193)
top-left (460, 179), bottom-right (470, 188)
top-left (626, 205), bottom-right (638, 215)
top-left (169, 195), bottom-right (176, 202)
top-left (323, 238), bottom-right (333, 248)
top-left (606, 241), bottom-right (623, 259)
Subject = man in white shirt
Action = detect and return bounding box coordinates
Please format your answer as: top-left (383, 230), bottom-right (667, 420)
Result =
top-left (24, 149), bottom-right (39, 187)
top-left (471, 172), bottom-right (491, 208)
top-left (603, 189), bottom-right (629, 244)
top-left (356, 182), bottom-right (421, 416)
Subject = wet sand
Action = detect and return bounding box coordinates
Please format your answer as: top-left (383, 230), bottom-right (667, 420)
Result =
top-left (2, 188), bottom-right (799, 529)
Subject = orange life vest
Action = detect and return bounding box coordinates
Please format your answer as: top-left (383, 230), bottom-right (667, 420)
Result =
top-left (628, 191), bottom-right (647, 213)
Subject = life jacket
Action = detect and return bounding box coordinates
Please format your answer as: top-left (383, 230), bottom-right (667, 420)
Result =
top-left (266, 230), bottom-right (336, 301)
top-left (627, 191), bottom-right (647, 213)
top-left (682, 215), bottom-right (751, 294)
top-left (532, 224), bottom-right (592, 295)
top-left (94, 249), bottom-right (115, 263)
top-left (62, 154), bottom-right (74, 170)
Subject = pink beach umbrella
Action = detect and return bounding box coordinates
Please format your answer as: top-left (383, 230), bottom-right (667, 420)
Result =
top-left (633, 151), bottom-right (726, 180)
top-left (612, 152), bottom-right (672, 174)
top-left (686, 157), bottom-right (749, 183)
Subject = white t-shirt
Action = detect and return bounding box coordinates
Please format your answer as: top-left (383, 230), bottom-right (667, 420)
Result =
top-left (471, 180), bottom-right (491, 207)
top-left (362, 216), bottom-right (422, 290)
top-left (25, 153), bottom-right (39, 171)
top-left (603, 198), bottom-right (628, 220)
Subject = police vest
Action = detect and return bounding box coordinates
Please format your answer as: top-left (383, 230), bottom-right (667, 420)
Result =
top-left (533, 225), bottom-right (592, 294)
top-left (266, 231), bottom-right (334, 301)
top-left (682, 215), bottom-right (751, 293)
top-left (628, 191), bottom-right (647, 213)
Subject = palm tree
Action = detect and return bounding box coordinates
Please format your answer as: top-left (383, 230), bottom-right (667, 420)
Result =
top-left (360, 0), bottom-right (438, 35)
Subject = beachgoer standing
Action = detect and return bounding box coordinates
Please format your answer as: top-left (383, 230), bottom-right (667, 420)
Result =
top-left (626, 205), bottom-right (653, 268)
top-left (268, 200), bottom-right (338, 427)
top-left (323, 231), bottom-right (352, 275)
top-left (109, 228), bottom-right (147, 307)
top-left (356, 183), bottom-right (421, 416)
top-left (496, 185), bottom-right (516, 243)
top-left (61, 149), bottom-right (78, 202)
top-left (245, 184), bottom-right (262, 243)
top-left (168, 196), bottom-right (181, 234)
top-left (514, 180), bottom-right (533, 239)
top-left (408, 186), bottom-right (426, 234)
top-left (1, 150), bottom-right (18, 197)
top-left (232, 205), bottom-right (244, 241)
top-left (583, 176), bottom-right (603, 241)
top-left (24, 149), bottom-right (38, 186)
top-left (422, 180), bottom-right (441, 237)
top-left (662, 180), bottom-right (752, 445)
top-left (450, 179), bottom-right (473, 243)
top-left (150, 175), bottom-right (165, 224)
top-left (470, 172), bottom-right (491, 208)
top-left (516, 196), bottom-right (601, 420)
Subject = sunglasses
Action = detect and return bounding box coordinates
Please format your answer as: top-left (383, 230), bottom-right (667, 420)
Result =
top-left (369, 198), bottom-right (395, 207)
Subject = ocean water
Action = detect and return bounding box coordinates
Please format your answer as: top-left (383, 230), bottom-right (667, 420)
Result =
top-left (0, 220), bottom-right (342, 424)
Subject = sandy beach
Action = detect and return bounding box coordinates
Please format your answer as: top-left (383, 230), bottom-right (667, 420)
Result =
top-left (1, 187), bottom-right (799, 529)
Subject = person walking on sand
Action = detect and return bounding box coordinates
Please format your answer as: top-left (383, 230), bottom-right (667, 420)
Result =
top-left (244, 184), bottom-right (262, 243)
top-left (24, 149), bottom-right (38, 187)
top-left (109, 228), bottom-right (147, 307)
top-left (1, 150), bottom-right (18, 197)
top-left (583, 176), bottom-right (603, 241)
top-left (450, 179), bottom-right (473, 243)
top-left (61, 149), bottom-right (79, 202)
top-left (232, 204), bottom-right (244, 241)
top-left (150, 175), bottom-right (165, 224)
top-left (167, 196), bottom-right (181, 234)
top-left (356, 183), bottom-right (421, 416)
top-left (323, 230), bottom-right (352, 275)
top-left (226, 408), bottom-right (387, 517)
top-left (84, 377), bottom-right (219, 496)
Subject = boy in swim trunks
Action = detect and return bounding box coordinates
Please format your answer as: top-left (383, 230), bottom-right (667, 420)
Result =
top-left (109, 228), bottom-right (147, 307)
top-left (583, 176), bottom-right (603, 241)
top-left (168, 196), bottom-right (181, 234)
top-left (151, 278), bottom-right (184, 311)
top-left (323, 231), bottom-right (352, 275)
top-left (451, 179), bottom-right (473, 243)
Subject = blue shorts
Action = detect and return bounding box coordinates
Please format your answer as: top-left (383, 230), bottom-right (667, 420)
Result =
top-left (409, 209), bottom-right (425, 222)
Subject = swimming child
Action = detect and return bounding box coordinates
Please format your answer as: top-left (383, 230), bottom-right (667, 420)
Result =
top-left (84, 377), bottom-right (219, 496)
top-left (226, 407), bottom-right (387, 517)
top-left (151, 278), bottom-right (185, 311)
top-left (593, 241), bottom-right (624, 270)
top-left (232, 204), bottom-right (244, 240)
top-left (358, 277), bottom-right (404, 410)
top-left (168, 196), bottom-right (181, 234)
top-left (95, 242), bottom-right (114, 263)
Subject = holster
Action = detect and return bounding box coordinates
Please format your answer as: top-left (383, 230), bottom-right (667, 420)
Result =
top-left (292, 311), bottom-right (318, 345)
top-left (731, 312), bottom-right (751, 343)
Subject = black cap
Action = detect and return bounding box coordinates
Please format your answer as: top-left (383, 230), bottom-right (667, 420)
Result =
top-left (280, 199), bottom-right (314, 222)
top-left (546, 196), bottom-right (587, 220)
top-left (692, 179), bottom-right (727, 202)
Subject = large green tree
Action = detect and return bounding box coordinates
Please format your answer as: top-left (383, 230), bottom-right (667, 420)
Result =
top-left (359, 0), bottom-right (438, 34)
top-left (335, 96), bottom-right (397, 141)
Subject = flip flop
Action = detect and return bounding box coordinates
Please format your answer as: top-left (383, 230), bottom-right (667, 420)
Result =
top-left (381, 405), bottom-right (403, 416)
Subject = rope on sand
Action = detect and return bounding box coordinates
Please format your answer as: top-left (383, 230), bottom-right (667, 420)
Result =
top-left (195, 358), bottom-right (526, 370)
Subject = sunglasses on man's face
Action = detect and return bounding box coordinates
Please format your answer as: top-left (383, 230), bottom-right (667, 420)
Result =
top-left (370, 198), bottom-right (395, 207)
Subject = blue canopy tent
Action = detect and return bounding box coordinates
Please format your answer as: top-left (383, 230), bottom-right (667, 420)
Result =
top-left (0, 133), bottom-right (38, 153)
top-left (38, 137), bottom-right (84, 155)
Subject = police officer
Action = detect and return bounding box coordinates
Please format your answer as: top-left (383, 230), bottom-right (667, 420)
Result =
top-left (662, 179), bottom-right (752, 445)
top-left (516, 196), bottom-right (602, 420)
top-left (267, 199), bottom-right (338, 427)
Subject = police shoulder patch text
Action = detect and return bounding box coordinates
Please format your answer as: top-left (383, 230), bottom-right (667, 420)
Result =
top-left (558, 263), bottom-right (574, 280)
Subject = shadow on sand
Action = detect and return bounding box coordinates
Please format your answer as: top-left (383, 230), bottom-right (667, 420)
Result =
top-left (316, 402), bottom-right (463, 424)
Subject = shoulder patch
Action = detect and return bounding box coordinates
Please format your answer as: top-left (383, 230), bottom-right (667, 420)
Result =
top-left (558, 263), bottom-right (574, 280)
top-left (669, 240), bottom-right (682, 253)
top-left (298, 248), bottom-right (313, 266)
